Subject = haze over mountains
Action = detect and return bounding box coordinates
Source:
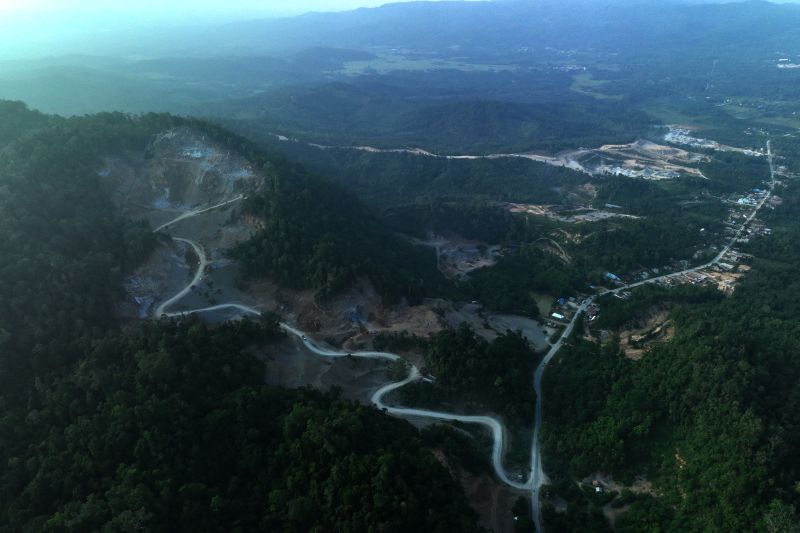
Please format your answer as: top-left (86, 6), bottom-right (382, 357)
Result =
top-left (3, 0), bottom-right (800, 61)
top-left (1, 0), bottom-right (800, 121)
top-left (2, 1), bottom-right (800, 532)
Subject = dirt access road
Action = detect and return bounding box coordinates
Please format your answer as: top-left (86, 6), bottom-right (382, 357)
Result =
top-left (152, 203), bottom-right (533, 492)
top-left (151, 138), bottom-right (776, 531)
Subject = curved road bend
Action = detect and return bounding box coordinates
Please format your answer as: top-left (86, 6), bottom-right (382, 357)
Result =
top-left (610, 140), bottom-right (775, 295)
top-left (152, 139), bottom-right (775, 531)
top-left (153, 238), bottom-right (207, 318)
top-left (152, 212), bottom-right (531, 490)
top-left (161, 289), bottom-right (529, 489)
top-left (529, 140), bottom-right (775, 532)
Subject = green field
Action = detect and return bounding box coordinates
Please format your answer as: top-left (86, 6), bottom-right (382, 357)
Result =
top-left (569, 72), bottom-right (621, 101)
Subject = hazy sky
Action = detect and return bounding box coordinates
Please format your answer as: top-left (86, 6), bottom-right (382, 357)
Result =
top-left (2, 0), bottom-right (795, 60)
top-left (0, 0), bottom-right (475, 17)
top-left (0, 0), bottom-right (482, 59)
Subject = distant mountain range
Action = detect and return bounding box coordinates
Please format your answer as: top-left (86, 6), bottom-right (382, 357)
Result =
top-left (2, 0), bottom-right (796, 61)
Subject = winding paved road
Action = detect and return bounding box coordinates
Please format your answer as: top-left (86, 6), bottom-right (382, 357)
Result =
top-left (151, 139), bottom-right (775, 532)
top-left (285, 135), bottom-right (590, 174)
top-left (152, 199), bottom-right (532, 491)
top-left (530, 299), bottom-right (592, 532)
top-left (153, 238), bottom-right (207, 318)
top-left (527, 140), bottom-right (776, 532)
top-left (611, 140), bottom-right (775, 295)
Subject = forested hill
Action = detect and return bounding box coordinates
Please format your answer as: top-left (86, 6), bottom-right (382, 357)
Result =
top-left (0, 101), bottom-right (442, 404)
top-left (0, 100), bottom-right (445, 306)
top-left (231, 175), bottom-right (444, 303)
top-left (0, 100), bottom-right (50, 145)
top-left (0, 104), bottom-right (172, 399)
top-left (0, 101), bottom-right (481, 530)
top-left (1, 318), bottom-right (481, 531)
top-left (142, 115), bottom-right (446, 304)
top-left (106, 0), bottom-right (800, 61)
top-left (539, 171), bottom-right (800, 531)
top-left (195, 122), bottom-right (446, 303)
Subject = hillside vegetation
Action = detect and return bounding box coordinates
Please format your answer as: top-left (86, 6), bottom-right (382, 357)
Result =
top-left (540, 177), bottom-right (800, 532)
top-left (230, 171), bottom-right (443, 304)
top-left (1, 318), bottom-right (480, 532)
top-left (0, 102), bottom-right (480, 532)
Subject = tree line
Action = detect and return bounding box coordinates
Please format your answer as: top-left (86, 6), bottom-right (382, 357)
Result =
top-left (0, 101), bottom-right (484, 531)
top-left (539, 175), bottom-right (800, 531)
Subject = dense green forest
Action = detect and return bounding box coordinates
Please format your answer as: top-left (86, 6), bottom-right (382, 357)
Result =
top-left (398, 324), bottom-right (538, 428)
top-left (539, 177), bottom-right (800, 531)
top-left (132, 116), bottom-right (450, 304)
top-left (252, 136), bottom-right (588, 209)
top-left (1, 318), bottom-right (480, 532)
top-left (250, 136), bottom-right (762, 284)
top-left (231, 178), bottom-right (445, 304)
top-left (0, 105), bottom-right (175, 399)
top-left (592, 284), bottom-right (722, 331)
top-left (384, 201), bottom-right (557, 243)
top-left (700, 151), bottom-right (772, 193)
top-left (0, 57), bottom-right (795, 530)
top-left (466, 245), bottom-right (580, 317)
top-left (220, 78), bottom-right (654, 155)
top-left (574, 177), bottom-right (729, 273)
top-left (2, 0), bottom-right (800, 529)
top-left (0, 100), bottom-right (51, 145)
top-left (0, 102), bottom-right (483, 531)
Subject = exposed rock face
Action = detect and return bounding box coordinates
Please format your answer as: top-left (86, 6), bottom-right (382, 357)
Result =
top-left (103, 127), bottom-right (266, 220)
top-left (105, 127), bottom-right (267, 320)
top-left (145, 128), bottom-right (266, 206)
